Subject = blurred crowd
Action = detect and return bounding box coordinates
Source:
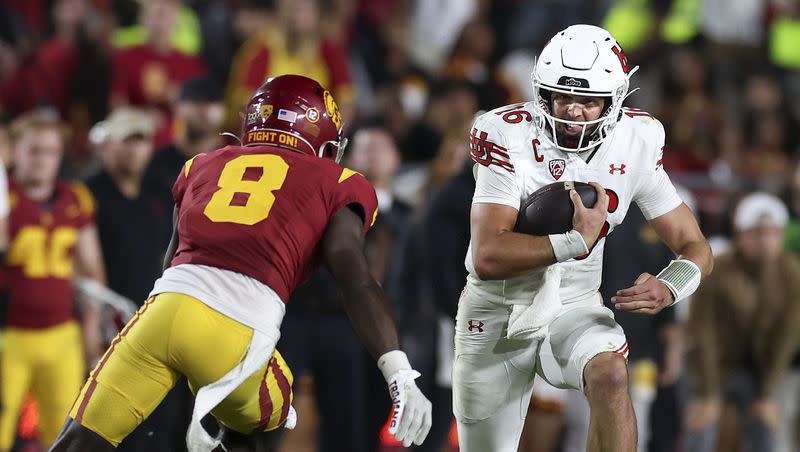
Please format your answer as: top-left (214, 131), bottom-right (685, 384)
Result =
top-left (2, 0), bottom-right (800, 451)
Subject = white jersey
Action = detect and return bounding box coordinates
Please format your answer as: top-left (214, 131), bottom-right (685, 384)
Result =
top-left (465, 102), bottom-right (682, 305)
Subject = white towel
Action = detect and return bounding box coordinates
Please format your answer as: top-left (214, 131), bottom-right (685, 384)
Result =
top-left (186, 330), bottom-right (279, 452)
top-left (506, 265), bottom-right (564, 340)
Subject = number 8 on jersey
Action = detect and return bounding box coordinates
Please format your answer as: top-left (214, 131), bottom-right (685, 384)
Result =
top-left (204, 154), bottom-right (290, 225)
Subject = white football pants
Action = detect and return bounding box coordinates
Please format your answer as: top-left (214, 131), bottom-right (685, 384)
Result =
top-left (452, 285), bottom-right (628, 452)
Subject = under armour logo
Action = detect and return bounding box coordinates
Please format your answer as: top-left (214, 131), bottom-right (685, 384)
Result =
top-left (467, 320), bottom-right (484, 333)
top-left (609, 163), bottom-right (626, 175)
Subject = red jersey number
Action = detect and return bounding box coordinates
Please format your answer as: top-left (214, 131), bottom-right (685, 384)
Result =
top-left (203, 154), bottom-right (290, 225)
top-left (495, 105), bottom-right (532, 124)
top-left (574, 189), bottom-right (619, 260)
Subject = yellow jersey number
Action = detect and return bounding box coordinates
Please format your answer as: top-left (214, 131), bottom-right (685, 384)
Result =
top-left (7, 226), bottom-right (78, 278)
top-left (203, 154), bottom-right (290, 225)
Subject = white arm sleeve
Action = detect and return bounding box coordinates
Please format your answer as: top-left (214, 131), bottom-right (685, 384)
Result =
top-left (634, 121), bottom-right (682, 220)
top-left (469, 116), bottom-right (521, 210)
top-left (0, 162), bottom-right (9, 217)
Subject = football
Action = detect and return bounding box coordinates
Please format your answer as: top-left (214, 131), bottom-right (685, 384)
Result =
top-left (514, 181), bottom-right (598, 235)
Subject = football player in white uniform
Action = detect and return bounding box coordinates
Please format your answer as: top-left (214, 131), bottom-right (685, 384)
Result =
top-left (454, 24), bottom-right (714, 452)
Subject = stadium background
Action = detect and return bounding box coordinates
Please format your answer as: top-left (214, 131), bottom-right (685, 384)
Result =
top-left (1, 0), bottom-right (800, 451)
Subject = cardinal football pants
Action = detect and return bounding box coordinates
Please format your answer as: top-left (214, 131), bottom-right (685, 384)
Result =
top-left (67, 292), bottom-right (293, 446)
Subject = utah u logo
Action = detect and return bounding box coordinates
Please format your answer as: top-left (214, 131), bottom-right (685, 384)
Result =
top-left (549, 159), bottom-right (566, 180)
top-left (609, 163), bottom-right (626, 175)
top-left (467, 320), bottom-right (484, 333)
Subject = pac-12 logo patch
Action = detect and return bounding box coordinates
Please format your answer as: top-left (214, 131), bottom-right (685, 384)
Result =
top-left (548, 159), bottom-right (565, 180)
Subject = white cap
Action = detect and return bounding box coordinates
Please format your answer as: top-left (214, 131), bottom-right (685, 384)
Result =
top-left (733, 192), bottom-right (789, 231)
top-left (89, 107), bottom-right (155, 145)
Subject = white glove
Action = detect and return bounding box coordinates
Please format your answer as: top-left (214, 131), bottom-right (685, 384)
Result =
top-left (379, 351), bottom-right (433, 447)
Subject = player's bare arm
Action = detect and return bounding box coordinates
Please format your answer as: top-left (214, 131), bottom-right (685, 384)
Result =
top-left (612, 203), bottom-right (713, 314)
top-left (321, 206), bottom-right (432, 447)
top-left (163, 207), bottom-right (179, 271)
top-left (74, 224), bottom-right (106, 284)
top-left (321, 206), bottom-right (400, 358)
top-left (74, 224), bottom-right (107, 363)
top-left (470, 181), bottom-right (608, 280)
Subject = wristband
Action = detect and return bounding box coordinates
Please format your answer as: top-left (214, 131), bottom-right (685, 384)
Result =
top-left (378, 350), bottom-right (412, 381)
top-left (548, 230), bottom-right (589, 262)
top-left (656, 258), bottom-right (701, 305)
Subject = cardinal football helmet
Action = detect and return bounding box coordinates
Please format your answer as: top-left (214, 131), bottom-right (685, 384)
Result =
top-left (240, 74), bottom-right (347, 162)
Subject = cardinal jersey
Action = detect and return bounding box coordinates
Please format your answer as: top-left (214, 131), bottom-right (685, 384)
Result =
top-left (169, 145), bottom-right (378, 304)
top-left (5, 179), bottom-right (95, 328)
top-left (466, 103), bottom-right (682, 304)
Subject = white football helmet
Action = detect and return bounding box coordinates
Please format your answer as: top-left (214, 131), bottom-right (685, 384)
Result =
top-left (531, 24), bottom-right (639, 152)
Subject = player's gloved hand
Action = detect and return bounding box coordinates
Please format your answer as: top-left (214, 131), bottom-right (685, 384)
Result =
top-left (378, 350), bottom-right (433, 447)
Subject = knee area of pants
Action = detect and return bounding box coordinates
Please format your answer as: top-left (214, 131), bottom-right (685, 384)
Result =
top-left (583, 353), bottom-right (628, 396)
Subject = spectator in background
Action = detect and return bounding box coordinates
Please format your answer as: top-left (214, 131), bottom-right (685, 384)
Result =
top-left (142, 76), bottom-right (226, 246)
top-left (110, 0), bottom-right (206, 147)
top-left (441, 19), bottom-right (508, 110)
top-left (111, 0), bottom-right (202, 57)
top-left (0, 111), bottom-right (104, 451)
top-left (224, 0), bottom-right (354, 132)
top-left (684, 193), bottom-right (800, 452)
top-left (86, 107), bottom-right (161, 304)
top-left (658, 45), bottom-right (722, 175)
top-left (0, 0), bottom-right (114, 169)
top-left (399, 80), bottom-right (476, 166)
top-left (736, 70), bottom-right (800, 191)
top-left (346, 125), bottom-right (411, 275)
top-left (741, 111), bottom-right (793, 191)
top-left (85, 107), bottom-right (191, 452)
top-left (407, 0), bottom-right (477, 75)
top-left (188, 0), bottom-right (236, 83)
top-left (1, 0), bottom-right (89, 119)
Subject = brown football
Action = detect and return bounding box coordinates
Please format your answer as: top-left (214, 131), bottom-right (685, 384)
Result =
top-left (514, 181), bottom-right (598, 235)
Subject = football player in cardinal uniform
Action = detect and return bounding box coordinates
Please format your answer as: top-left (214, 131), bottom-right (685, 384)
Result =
top-left (50, 75), bottom-right (432, 452)
top-left (0, 112), bottom-right (106, 451)
top-left (454, 25), bottom-right (714, 452)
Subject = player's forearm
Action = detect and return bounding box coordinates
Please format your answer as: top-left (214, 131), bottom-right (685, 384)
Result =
top-left (339, 278), bottom-right (401, 360)
top-left (674, 239), bottom-right (714, 277)
top-left (163, 207), bottom-right (179, 271)
top-left (80, 301), bottom-right (103, 363)
top-left (472, 230), bottom-right (557, 280)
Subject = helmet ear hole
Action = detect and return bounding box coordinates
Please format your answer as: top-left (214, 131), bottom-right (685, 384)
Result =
top-left (540, 89), bottom-right (553, 110)
top-left (602, 97), bottom-right (613, 116)
top-left (322, 143), bottom-right (337, 160)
